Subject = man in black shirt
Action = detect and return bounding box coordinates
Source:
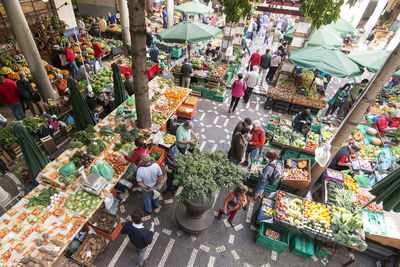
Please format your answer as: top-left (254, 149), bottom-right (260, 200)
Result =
top-left (205, 43), bottom-right (216, 60)
top-left (180, 58), bottom-right (193, 88)
top-left (124, 72), bottom-right (134, 96)
top-left (149, 44), bottom-right (159, 63)
top-left (121, 210), bottom-right (155, 267)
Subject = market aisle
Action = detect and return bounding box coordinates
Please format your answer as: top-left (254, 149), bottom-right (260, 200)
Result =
top-left (94, 94), bottom-right (378, 267)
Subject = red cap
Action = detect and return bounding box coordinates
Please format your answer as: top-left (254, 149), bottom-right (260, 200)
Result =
top-left (124, 72), bottom-right (131, 78)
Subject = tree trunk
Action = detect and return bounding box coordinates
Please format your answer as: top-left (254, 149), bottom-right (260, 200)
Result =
top-left (118, 0), bottom-right (131, 56)
top-left (295, 42), bottom-right (400, 197)
top-left (128, 0), bottom-right (152, 129)
top-left (167, 0), bottom-right (174, 28)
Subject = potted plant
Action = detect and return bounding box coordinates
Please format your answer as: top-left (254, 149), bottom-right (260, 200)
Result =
top-left (174, 150), bottom-right (248, 233)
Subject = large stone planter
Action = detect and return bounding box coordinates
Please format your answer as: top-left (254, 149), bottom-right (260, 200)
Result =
top-left (175, 195), bottom-right (215, 234)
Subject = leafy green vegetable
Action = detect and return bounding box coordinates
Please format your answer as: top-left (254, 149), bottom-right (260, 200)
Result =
top-left (121, 131), bottom-right (134, 142)
top-left (28, 187), bottom-right (57, 208)
top-left (69, 141), bottom-right (84, 149)
top-left (173, 151), bottom-right (248, 202)
top-left (75, 125), bottom-right (96, 145)
top-left (100, 126), bottom-right (115, 136)
top-left (150, 150), bottom-right (162, 162)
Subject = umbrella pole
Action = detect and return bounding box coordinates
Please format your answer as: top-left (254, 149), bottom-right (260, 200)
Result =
top-left (308, 76), bottom-right (316, 91)
top-left (352, 197), bottom-right (377, 216)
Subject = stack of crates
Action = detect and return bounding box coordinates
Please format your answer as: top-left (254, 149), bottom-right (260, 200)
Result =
top-left (177, 96), bottom-right (198, 121)
top-left (290, 234), bottom-right (315, 258)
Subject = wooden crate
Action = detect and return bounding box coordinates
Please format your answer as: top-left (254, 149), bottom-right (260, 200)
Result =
top-left (281, 158), bottom-right (311, 190)
top-left (190, 90), bottom-right (201, 97)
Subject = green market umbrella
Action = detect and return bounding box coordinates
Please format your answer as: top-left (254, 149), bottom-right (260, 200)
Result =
top-left (175, 0), bottom-right (214, 15)
top-left (67, 78), bottom-right (95, 131)
top-left (112, 63), bottom-right (126, 107)
top-left (392, 70), bottom-right (400, 78)
top-left (288, 46), bottom-right (363, 77)
top-left (330, 18), bottom-right (359, 36)
top-left (348, 50), bottom-right (390, 73)
top-left (355, 168), bottom-right (400, 213)
top-left (155, 21), bottom-right (221, 44)
top-left (13, 123), bottom-right (49, 179)
top-left (284, 28), bottom-right (294, 40)
top-left (308, 27), bottom-right (344, 48)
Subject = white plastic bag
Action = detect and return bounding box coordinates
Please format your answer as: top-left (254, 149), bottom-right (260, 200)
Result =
top-left (104, 193), bottom-right (115, 211)
top-left (315, 144), bottom-right (331, 167)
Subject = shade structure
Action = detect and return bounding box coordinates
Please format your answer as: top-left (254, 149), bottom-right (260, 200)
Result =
top-left (13, 123), bottom-right (49, 179)
top-left (329, 18), bottom-right (358, 36)
top-left (369, 168), bottom-right (400, 212)
top-left (155, 21), bottom-right (222, 44)
top-left (308, 27), bottom-right (344, 48)
top-left (392, 70), bottom-right (400, 78)
top-left (288, 46), bottom-right (363, 77)
top-left (67, 78), bottom-right (95, 131)
top-left (112, 63), bottom-right (127, 107)
top-left (284, 28), bottom-right (294, 40)
top-left (175, 0), bottom-right (214, 15)
top-left (348, 50), bottom-right (391, 73)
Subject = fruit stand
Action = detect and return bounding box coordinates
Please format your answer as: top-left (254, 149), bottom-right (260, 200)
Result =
top-left (0, 77), bottom-right (191, 265)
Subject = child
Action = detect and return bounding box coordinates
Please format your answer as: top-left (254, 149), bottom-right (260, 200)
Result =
top-left (218, 185), bottom-right (248, 227)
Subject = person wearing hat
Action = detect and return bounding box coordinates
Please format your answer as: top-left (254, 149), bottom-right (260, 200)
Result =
top-left (136, 153), bottom-right (163, 214)
top-left (163, 146), bottom-right (179, 195)
top-left (55, 74), bottom-right (68, 96)
top-left (233, 117), bottom-right (252, 137)
top-left (124, 72), bottom-right (134, 96)
top-left (228, 127), bottom-right (250, 165)
top-left (375, 110), bottom-right (399, 134)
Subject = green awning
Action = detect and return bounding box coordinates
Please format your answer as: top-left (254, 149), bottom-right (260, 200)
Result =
top-left (348, 50), bottom-right (390, 73)
top-left (288, 46), bottom-right (363, 77)
top-left (68, 78), bottom-right (95, 131)
top-left (370, 168), bottom-right (400, 212)
top-left (329, 18), bottom-right (359, 36)
top-left (155, 21), bottom-right (221, 44)
top-left (13, 123), bottom-right (49, 179)
top-left (113, 63), bottom-right (127, 107)
top-left (175, 0), bottom-right (214, 15)
top-left (308, 27), bottom-right (344, 48)
top-left (284, 28), bottom-right (294, 40)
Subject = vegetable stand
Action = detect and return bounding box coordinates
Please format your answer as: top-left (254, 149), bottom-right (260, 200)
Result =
top-left (0, 77), bottom-right (191, 265)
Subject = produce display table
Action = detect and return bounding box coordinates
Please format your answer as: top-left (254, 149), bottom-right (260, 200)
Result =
top-left (0, 77), bottom-right (191, 265)
top-left (117, 62), bottom-right (160, 79)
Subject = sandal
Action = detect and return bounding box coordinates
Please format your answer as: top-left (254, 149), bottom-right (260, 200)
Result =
top-left (228, 218), bottom-right (235, 227)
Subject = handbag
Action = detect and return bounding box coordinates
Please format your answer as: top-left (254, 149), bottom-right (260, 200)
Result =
top-left (33, 92), bottom-right (41, 102)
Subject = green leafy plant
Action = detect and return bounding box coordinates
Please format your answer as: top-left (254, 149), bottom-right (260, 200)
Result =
top-left (300, 0), bottom-right (357, 29)
top-left (173, 151), bottom-right (248, 202)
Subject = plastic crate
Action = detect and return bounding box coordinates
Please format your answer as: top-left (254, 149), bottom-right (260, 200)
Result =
top-left (214, 91), bottom-right (226, 102)
top-left (177, 116), bottom-right (194, 123)
top-left (315, 241), bottom-right (337, 259)
top-left (172, 73), bottom-right (181, 79)
top-left (290, 234), bottom-right (315, 258)
top-left (267, 115), bottom-right (281, 131)
top-left (148, 145), bottom-right (166, 167)
top-left (190, 84), bottom-right (204, 92)
top-left (184, 96), bottom-right (198, 108)
top-left (283, 148), bottom-right (300, 159)
top-left (177, 105), bottom-right (196, 119)
top-left (203, 88), bottom-right (217, 100)
top-left (256, 223), bottom-right (290, 253)
top-left (249, 159), bottom-right (266, 180)
top-left (226, 71), bottom-right (234, 86)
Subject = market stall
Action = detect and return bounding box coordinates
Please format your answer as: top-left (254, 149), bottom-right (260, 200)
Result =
top-left (0, 77), bottom-right (191, 265)
top-left (116, 57), bottom-right (160, 80)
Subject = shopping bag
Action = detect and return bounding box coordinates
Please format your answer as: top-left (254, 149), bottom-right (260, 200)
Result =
top-left (353, 174), bottom-right (370, 187)
top-left (59, 162), bottom-right (75, 176)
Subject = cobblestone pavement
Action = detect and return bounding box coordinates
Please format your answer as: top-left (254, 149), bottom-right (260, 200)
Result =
top-left (94, 95), bottom-right (379, 267)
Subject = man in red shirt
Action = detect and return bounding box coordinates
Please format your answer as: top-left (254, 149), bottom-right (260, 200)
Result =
top-left (91, 40), bottom-right (104, 71)
top-left (375, 111), bottom-right (398, 134)
top-left (248, 49), bottom-right (261, 71)
top-left (0, 76), bottom-right (25, 120)
top-left (64, 42), bottom-right (78, 78)
top-left (245, 120), bottom-right (266, 165)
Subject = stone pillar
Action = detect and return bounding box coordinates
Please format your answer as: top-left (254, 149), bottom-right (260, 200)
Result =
top-left (2, 0), bottom-right (56, 101)
top-left (351, 0), bottom-right (370, 28)
top-left (118, 0), bottom-right (131, 56)
top-left (387, 27), bottom-right (400, 51)
top-left (359, 0), bottom-right (389, 43)
top-left (167, 0), bottom-right (174, 28)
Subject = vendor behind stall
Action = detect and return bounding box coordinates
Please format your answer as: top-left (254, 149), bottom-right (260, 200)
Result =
top-left (292, 108), bottom-right (312, 136)
top-left (205, 43), bottom-right (217, 60)
top-left (328, 143), bottom-right (360, 171)
top-left (176, 121), bottom-right (198, 154)
top-left (375, 110), bottom-right (398, 134)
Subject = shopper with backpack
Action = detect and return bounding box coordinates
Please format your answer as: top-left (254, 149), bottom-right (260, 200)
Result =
top-left (248, 150), bottom-right (280, 203)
